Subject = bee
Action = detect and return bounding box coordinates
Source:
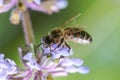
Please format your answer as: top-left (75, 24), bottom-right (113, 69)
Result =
top-left (41, 14), bottom-right (92, 50)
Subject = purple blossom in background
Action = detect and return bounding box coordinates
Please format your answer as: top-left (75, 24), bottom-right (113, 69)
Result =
top-left (0, 54), bottom-right (18, 80)
top-left (0, 0), bottom-right (18, 13)
top-left (0, 0), bottom-right (68, 24)
top-left (0, 0), bottom-right (68, 14)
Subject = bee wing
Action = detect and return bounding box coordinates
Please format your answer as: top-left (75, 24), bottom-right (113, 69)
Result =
top-left (59, 13), bottom-right (81, 28)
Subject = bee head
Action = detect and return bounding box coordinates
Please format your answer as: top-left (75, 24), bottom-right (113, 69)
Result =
top-left (50, 28), bottom-right (62, 38)
top-left (42, 35), bottom-right (53, 45)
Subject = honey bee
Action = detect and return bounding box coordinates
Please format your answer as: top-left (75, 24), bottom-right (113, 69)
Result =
top-left (41, 14), bottom-right (92, 50)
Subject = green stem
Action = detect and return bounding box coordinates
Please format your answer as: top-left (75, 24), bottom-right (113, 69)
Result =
top-left (21, 10), bottom-right (34, 46)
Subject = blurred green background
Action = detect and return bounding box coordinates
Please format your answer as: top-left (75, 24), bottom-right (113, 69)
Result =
top-left (0, 0), bottom-right (120, 80)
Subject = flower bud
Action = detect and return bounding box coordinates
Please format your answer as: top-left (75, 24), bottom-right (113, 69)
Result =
top-left (10, 9), bottom-right (21, 25)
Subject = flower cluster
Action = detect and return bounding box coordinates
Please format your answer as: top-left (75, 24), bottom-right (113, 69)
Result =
top-left (0, 0), bottom-right (68, 14)
top-left (0, 41), bottom-right (89, 80)
top-left (41, 43), bottom-right (73, 60)
top-left (0, 0), bottom-right (68, 25)
top-left (0, 54), bottom-right (18, 80)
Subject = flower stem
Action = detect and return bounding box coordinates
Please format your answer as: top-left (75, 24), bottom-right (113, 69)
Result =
top-left (21, 9), bottom-right (34, 46)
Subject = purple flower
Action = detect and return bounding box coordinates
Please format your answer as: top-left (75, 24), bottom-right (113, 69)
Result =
top-left (0, 54), bottom-right (18, 80)
top-left (41, 43), bottom-right (73, 60)
top-left (0, 0), bottom-right (18, 13)
top-left (60, 58), bottom-right (89, 74)
top-left (0, 45), bottom-right (89, 80)
top-left (23, 52), bottom-right (41, 70)
top-left (39, 56), bottom-right (89, 77)
top-left (0, 0), bottom-right (68, 14)
top-left (16, 51), bottom-right (89, 80)
top-left (24, 0), bottom-right (68, 14)
top-left (0, 0), bottom-right (68, 24)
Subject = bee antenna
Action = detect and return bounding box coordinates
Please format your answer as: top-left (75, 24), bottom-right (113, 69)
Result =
top-left (60, 13), bottom-right (81, 28)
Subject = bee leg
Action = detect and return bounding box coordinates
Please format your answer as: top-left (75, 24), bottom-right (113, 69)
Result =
top-left (49, 45), bottom-right (52, 52)
top-left (65, 42), bottom-right (71, 50)
top-left (36, 43), bottom-right (43, 48)
top-left (54, 38), bottom-right (64, 50)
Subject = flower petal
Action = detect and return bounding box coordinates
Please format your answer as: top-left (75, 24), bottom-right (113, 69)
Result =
top-left (24, 0), bottom-right (68, 14)
top-left (64, 66), bottom-right (77, 73)
top-left (0, 53), bottom-right (4, 61)
top-left (56, 0), bottom-right (68, 9)
top-left (60, 58), bottom-right (73, 66)
top-left (0, 0), bottom-right (18, 13)
top-left (23, 53), bottom-right (41, 70)
top-left (71, 58), bottom-right (84, 66)
top-left (77, 66), bottom-right (89, 74)
top-left (0, 54), bottom-right (18, 80)
top-left (34, 0), bottom-right (41, 5)
top-left (23, 52), bottom-right (33, 61)
top-left (52, 71), bottom-right (68, 77)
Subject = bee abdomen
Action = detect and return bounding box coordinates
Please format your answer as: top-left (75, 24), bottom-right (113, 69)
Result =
top-left (74, 31), bottom-right (92, 44)
top-left (68, 30), bottom-right (92, 44)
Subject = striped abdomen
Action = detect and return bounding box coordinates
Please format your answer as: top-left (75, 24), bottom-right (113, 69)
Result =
top-left (64, 27), bottom-right (92, 44)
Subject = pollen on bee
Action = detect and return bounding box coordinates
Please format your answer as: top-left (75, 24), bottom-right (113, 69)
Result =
top-left (10, 9), bottom-right (21, 25)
